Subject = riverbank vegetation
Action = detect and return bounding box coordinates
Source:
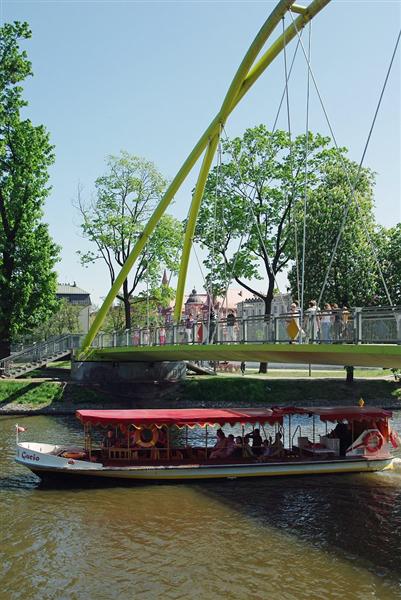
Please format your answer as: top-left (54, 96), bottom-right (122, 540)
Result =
top-left (0, 381), bottom-right (113, 410)
top-left (172, 376), bottom-right (401, 408)
top-left (0, 372), bottom-right (400, 413)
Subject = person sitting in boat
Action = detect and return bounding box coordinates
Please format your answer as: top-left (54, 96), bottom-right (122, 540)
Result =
top-left (102, 428), bottom-right (115, 448)
top-left (209, 428), bottom-right (227, 459)
top-left (328, 421), bottom-right (352, 456)
top-left (155, 427), bottom-right (167, 449)
top-left (222, 434), bottom-right (236, 458)
top-left (271, 432), bottom-right (285, 456)
top-left (247, 429), bottom-right (263, 456)
top-left (259, 432), bottom-right (284, 459)
top-left (232, 435), bottom-right (254, 459)
top-left (242, 436), bottom-right (255, 458)
top-left (230, 436), bottom-right (244, 458)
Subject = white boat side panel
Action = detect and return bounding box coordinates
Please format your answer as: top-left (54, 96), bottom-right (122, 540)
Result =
top-left (22, 457), bottom-right (394, 480)
top-left (16, 442), bottom-right (104, 470)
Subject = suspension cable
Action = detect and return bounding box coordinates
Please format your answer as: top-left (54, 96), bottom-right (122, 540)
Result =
top-left (282, 16), bottom-right (300, 305)
top-left (289, 11), bottom-right (400, 307)
top-left (210, 126), bottom-right (222, 315)
top-left (145, 245), bottom-right (150, 336)
top-left (300, 21), bottom-right (311, 330)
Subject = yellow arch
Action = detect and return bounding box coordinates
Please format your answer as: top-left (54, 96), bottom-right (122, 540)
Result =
top-left (82, 0), bottom-right (331, 352)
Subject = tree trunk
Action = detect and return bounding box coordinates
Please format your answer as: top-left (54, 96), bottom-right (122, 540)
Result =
top-left (258, 283), bottom-right (274, 374)
top-left (0, 249), bottom-right (14, 359)
top-left (0, 330), bottom-right (11, 359)
top-left (122, 279), bottom-right (131, 330)
top-left (345, 365), bottom-right (354, 384)
top-left (259, 361), bottom-right (268, 374)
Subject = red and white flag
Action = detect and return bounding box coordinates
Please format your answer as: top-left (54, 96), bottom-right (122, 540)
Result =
top-left (15, 425), bottom-right (27, 433)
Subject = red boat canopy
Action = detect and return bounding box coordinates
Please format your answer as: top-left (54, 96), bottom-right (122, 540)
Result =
top-left (76, 406), bottom-right (391, 428)
top-left (76, 408), bottom-right (284, 428)
top-left (291, 406), bottom-right (392, 422)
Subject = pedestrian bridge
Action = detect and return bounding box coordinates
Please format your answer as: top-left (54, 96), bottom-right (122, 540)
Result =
top-left (2, 307), bottom-right (400, 378)
top-left (86, 342), bottom-right (401, 369)
top-left (83, 307), bottom-right (401, 369)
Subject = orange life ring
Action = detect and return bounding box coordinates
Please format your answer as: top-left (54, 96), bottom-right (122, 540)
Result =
top-left (63, 452), bottom-right (86, 460)
top-left (134, 426), bottom-right (159, 448)
top-left (363, 431), bottom-right (383, 453)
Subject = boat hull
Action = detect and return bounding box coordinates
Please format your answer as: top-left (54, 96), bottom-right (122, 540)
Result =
top-left (16, 442), bottom-right (394, 482)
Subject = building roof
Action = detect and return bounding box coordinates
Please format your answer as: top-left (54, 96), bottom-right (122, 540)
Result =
top-left (57, 283), bottom-right (90, 296)
top-left (185, 289), bottom-right (205, 305)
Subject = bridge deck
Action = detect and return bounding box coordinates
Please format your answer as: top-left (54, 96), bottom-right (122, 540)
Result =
top-left (85, 343), bottom-right (401, 369)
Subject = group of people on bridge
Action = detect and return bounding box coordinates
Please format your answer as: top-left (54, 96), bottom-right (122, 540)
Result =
top-left (288, 300), bottom-right (352, 344)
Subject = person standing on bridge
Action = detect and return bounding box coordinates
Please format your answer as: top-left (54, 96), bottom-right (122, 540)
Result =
top-left (305, 300), bottom-right (320, 343)
top-left (208, 308), bottom-right (217, 343)
top-left (185, 313), bottom-right (194, 344)
top-left (320, 303), bottom-right (333, 343)
top-left (226, 311), bottom-right (236, 342)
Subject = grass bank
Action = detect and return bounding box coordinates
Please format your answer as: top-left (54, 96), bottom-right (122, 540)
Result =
top-left (0, 381), bottom-right (113, 411)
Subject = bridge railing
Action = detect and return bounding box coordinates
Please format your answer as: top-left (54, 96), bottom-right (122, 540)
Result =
top-left (94, 306), bottom-right (401, 350)
top-left (0, 334), bottom-right (85, 377)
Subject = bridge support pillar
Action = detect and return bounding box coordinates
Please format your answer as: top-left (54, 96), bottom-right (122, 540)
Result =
top-left (71, 359), bottom-right (186, 385)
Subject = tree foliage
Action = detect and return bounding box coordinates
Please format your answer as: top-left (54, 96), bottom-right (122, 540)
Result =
top-left (0, 21), bottom-right (59, 358)
top-left (31, 299), bottom-right (83, 339)
top-left (288, 157), bottom-right (378, 307)
top-left (195, 125), bottom-right (337, 315)
top-left (375, 223), bottom-right (401, 305)
top-left (77, 152), bottom-right (183, 328)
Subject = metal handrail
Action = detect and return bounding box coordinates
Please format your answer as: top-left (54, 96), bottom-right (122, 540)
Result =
top-left (96, 304), bottom-right (401, 350)
top-left (0, 333), bottom-right (85, 375)
top-left (1, 305), bottom-right (400, 371)
top-left (291, 425), bottom-right (302, 448)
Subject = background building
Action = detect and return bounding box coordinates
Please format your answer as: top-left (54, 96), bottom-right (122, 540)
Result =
top-left (236, 293), bottom-right (292, 319)
top-left (56, 283), bottom-right (92, 333)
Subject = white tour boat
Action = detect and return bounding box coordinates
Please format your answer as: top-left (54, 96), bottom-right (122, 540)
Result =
top-left (15, 406), bottom-right (399, 482)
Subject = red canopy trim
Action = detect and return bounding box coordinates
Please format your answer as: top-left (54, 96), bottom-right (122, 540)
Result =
top-left (288, 406), bottom-right (392, 422)
top-left (76, 408), bottom-right (283, 428)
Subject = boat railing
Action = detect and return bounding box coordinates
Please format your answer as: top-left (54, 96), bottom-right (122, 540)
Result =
top-left (291, 425), bottom-right (302, 449)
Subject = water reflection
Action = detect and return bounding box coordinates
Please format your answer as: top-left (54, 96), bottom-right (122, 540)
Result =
top-left (2, 415), bottom-right (401, 599)
top-left (199, 472), bottom-right (401, 578)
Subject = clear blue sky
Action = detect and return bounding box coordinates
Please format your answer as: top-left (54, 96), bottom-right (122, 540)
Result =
top-left (1, 0), bottom-right (400, 304)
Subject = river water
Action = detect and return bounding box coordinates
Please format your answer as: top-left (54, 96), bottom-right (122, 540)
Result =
top-left (2, 414), bottom-right (401, 600)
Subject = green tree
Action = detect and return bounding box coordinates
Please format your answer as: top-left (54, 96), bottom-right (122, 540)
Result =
top-left (32, 299), bottom-right (82, 339)
top-left (77, 152), bottom-right (183, 329)
top-left (375, 223), bottom-right (401, 305)
top-left (196, 127), bottom-right (337, 316)
top-left (96, 285), bottom-right (174, 334)
top-left (0, 22), bottom-right (59, 358)
top-left (289, 157), bottom-right (378, 307)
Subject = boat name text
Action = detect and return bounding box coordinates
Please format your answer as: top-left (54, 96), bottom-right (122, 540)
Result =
top-left (22, 451), bottom-right (40, 461)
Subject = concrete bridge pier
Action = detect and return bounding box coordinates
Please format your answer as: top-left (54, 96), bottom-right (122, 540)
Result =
top-left (71, 359), bottom-right (186, 393)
